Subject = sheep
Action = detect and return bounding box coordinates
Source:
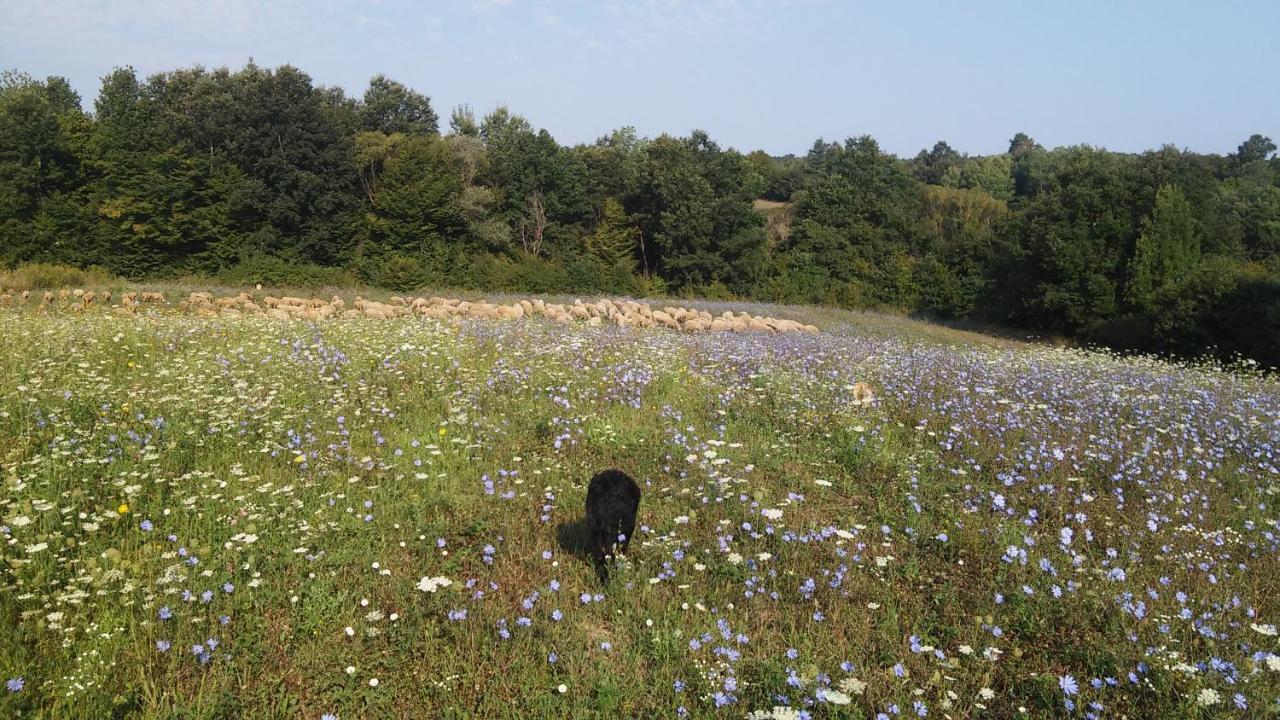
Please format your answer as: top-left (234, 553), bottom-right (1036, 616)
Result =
top-left (682, 317), bottom-right (709, 332)
top-left (585, 469), bottom-right (642, 583)
top-left (850, 382), bottom-right (877, 406)
top-left (87, 286), bottom-right (819, 337)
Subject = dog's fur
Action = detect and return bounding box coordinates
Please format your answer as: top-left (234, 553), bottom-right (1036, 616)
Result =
top-left (585, 469), bottom-right (641, 582)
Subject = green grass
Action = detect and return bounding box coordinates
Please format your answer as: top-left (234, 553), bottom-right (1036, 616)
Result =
top-left (1, 290), bottom-right (1278, 718)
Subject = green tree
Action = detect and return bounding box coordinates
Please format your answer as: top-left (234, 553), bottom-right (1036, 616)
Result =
top-left (912, 140), bottom-right (962, 185)
top-left (0, 71), bottom-right (93, 266)
top-left (783, 136), bottom-right (923, 305)
top-left (365, 134), bottom-right (466, 266)
top-left (1236, 134), bottom-right (1276, 165)
top-left (360, 74), bottom-right (439, 135)
top-left (1008, 132), bottom-right (1041, 157)
top-left (985, 147), bottom-right (1138, 332)
top-left (449, 104), bottom-right (479, 137)
top-left (1127, 185), bottom-right (1199, 309)
top-left (940, 154), bottom-right (1014, 201)
top-left (586, 197), bottom-right (637, 272)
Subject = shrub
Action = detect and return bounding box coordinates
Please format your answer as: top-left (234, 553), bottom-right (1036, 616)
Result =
top-left (218, 256), bottom-right (359, 288)
top-left (371, 254), bottom-right (430, 293)
top-left (696, 280), bottom-right (735, 301)
top-left (0, 263), bottom-right (119, 290)
top-left (1092, 258), bottom-right (1280, 367)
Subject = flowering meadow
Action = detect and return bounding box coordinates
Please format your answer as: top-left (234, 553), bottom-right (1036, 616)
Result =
top-left (1, 296), bottom-right (1278, 719)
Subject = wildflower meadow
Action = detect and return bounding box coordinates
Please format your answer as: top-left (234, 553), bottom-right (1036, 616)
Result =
top-left (1, 292), bottom-right (1278, 718)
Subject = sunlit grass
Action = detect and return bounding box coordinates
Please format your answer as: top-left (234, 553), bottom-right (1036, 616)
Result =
top-left (1, 295), bottom-right (1278, 718)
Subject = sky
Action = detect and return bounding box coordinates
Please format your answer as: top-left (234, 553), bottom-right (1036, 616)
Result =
top-left (1, 0), bottom-right (1277, 158)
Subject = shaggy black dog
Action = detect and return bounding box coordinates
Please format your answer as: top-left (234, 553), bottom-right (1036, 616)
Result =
top-left (585, 469), bottom-right (641, 582)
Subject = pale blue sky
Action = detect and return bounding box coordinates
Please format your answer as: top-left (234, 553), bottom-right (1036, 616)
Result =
top-left (2, 0), bottom-right (1276, 157)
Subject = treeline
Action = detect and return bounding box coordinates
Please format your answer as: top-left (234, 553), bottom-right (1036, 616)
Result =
top-left (1, 63), bottom-right (1278, 365)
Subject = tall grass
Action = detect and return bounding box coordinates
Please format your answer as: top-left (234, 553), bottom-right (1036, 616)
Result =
top-left (0, 293), bottom-right (1277, 718)
top-left (0, 262), bottom-right (121, 290)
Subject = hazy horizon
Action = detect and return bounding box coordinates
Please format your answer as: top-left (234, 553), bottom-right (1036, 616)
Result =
top-left (2, 0), bottom-right (1277, 158)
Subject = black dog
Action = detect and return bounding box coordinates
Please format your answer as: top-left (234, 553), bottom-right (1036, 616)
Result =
top-left (585, 469), bottom-right (641, 582)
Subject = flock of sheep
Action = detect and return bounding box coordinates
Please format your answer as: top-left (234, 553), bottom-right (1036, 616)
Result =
top-left (0, 288), bottom-right (821, 335)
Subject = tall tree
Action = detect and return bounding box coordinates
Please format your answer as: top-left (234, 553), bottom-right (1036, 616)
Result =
top-left (1008, 132), bottom-right (1041, 157)
top-left (360, 74), bottom-right (439, 135)
top-left (1236, 134), bottom-right (1277, 165)
top-left (364, 134), bottom-right (465, 264)
top-left (0, 71), bottom-right (93, 265)
top-left (1127, 184), bottom-right (1199, 309)
top-left (912, 140), bottom-right (963, 185)
top-left (586, 197), bottom-right (637, 272)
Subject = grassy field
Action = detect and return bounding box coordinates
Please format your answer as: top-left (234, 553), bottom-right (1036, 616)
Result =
top-left (1, 290), bottom-right (1278, 718)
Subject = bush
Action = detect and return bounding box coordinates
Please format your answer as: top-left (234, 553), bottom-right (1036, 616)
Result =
top-left (505, 256), bottom-right (571, 294)
top-left (634, 274), bottom-right (668, 299)
top-left (696, 280), bottom-right (736, 301)
top-left (1093, 258), bottom-right (1280, 367)
top-left (0, 263), bottom-right (120, 290)
top-left (1088, 314), bottom-right (1156, 354)
top-left (371, 255), bottom-right (430, 293)
top-left (218, 256), bottom-right (359, 288)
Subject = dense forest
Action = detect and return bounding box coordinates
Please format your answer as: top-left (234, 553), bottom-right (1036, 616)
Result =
top-left (1, 64), bottom-right (1278, 365)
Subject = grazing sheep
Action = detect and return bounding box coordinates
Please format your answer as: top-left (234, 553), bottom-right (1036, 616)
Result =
top-left (89, 286), bottom-right (816, 336)
top-left (585, 469), bottom-right (642, 583)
